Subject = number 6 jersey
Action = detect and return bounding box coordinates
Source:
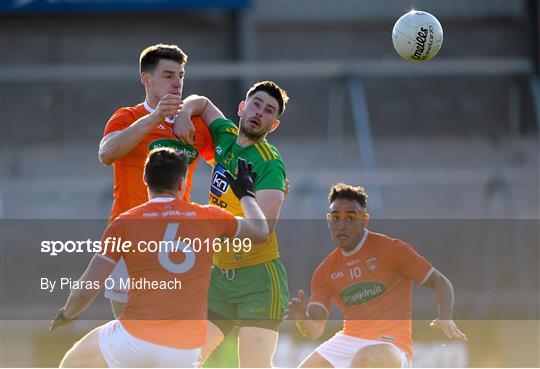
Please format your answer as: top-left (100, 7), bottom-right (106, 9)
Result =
top-left (99, 197), bottom-right (238, 349)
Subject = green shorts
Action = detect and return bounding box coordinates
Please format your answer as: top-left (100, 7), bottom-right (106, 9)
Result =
top-left (208, 259), bottom-right (289, 324)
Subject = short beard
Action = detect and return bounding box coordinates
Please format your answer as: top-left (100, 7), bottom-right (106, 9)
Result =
top-left (239, 118), bottom-right (265, 141)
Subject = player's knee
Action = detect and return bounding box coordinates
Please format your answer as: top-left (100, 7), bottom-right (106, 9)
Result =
top-left (350, 344), bottom-right (401, 368)
top-left (239, 345), bottom-right (272, 367)
top-left (238, 327), bottom-right (277, 367)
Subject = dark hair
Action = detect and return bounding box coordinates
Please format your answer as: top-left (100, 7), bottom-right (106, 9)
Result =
top-left (246, 80), bottom-right (289, 116)
top-left (139, 44), bottom-right (188, 74)
top-left (144, 148), bottom-right (188, 192)
top-left (328, 183), bottom-right (368, 208)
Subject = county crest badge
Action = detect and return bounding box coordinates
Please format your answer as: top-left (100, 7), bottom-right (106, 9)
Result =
top-left (366, 257), bottom-right (377, 273)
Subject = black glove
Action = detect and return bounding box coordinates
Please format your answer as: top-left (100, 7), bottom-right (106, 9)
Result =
top-left (49, 308), bottom-right (74, 331)
top-left (224, 158), bottom-right (257, 199)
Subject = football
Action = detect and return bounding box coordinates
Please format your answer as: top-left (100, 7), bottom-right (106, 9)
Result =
top-left (392, 10), bottom-right (443, 62)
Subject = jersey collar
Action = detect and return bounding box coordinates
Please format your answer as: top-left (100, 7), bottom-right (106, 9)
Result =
top-left (143, 100), bottom-right (174, 124)
top-left (149, 197), bottom-right (176, 203)
top-left (341, 229), bottom-right (369, 256)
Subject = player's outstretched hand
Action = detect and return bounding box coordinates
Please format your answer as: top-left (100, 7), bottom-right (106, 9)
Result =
top-left (173, 110), bottom-right (195, 145)
top-left (49, 308), bottom-right (74, 331)
top-left (224, 158), bottom-right (257, 199)
top-left (430, 318), bottom-right (468, 341)
top-left (284, 290), bottom-right (308, 321)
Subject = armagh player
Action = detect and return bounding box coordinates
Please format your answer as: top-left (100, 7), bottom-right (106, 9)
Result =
top-left (175, 81), bottom-right (289, 367)
top-left (50, 149), bottom-right (268, 367)
top-left (98, 43), bottom-right (214, 316)
top-left (286, 184), bottom-right (467, 368)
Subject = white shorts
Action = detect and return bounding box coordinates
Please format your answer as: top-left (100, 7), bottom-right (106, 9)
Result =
top-left (98, 320), bottom-right (201, 368)
top-left (104, 258), bottom-right (128, 303)
top-left (315, 332), bottom-right (411, 368)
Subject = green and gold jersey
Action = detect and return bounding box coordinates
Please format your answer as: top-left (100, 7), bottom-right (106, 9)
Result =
top-left (208, 118), bottom-right (286, 269)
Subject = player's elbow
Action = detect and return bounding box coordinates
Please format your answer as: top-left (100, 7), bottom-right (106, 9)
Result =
top-left (237, 218), bottom-right (269, 244)
top-left (252, 235), bottom-right (267, 244)
top-left (184, 94), bottom-right (208, 109)
top-left (98, 146), bottom-right (114, 166)
top-left (252, 227), bottom-right (269, 244)
top-left (253, 220), bottom-right (270, 244)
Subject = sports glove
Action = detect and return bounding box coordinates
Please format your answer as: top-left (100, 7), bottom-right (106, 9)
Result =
top-left (224, 158), bottom-right (257, 199)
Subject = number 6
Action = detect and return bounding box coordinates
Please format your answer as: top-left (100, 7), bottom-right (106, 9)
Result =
top-left (158, 223), bottom-right (195, 274)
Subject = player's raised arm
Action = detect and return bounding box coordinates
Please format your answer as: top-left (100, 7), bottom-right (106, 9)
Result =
top-left (285, 290), bottom-right (328, 340)
top-left (225, 158), bottom-right (269, 243)
top-left (99, 94), bottom-right (182, 165)
top-left (49, 254), bottom-right (116, 330)
top-left (422, 268), bottom-right (468, 341)
top-left (173, 95), bottom-right (225, 144)
top-left (255, 189), bottom-right (285, 234)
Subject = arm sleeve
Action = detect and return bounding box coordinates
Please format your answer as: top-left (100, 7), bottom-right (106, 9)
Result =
top-left (255, 160), bottom-right (286, 192)
top-left (98, 219), bottom-right (124, 264)
top-left (381, 239), bottom-right (432, 284)
top-left (309, 266), bottom-right (332, 314)
top-left (208, 118), bottom-right (238, 146)
top-left (103, 108), bottom-right (133, 137)
top-left (192, 116), bottom-right (215, 162)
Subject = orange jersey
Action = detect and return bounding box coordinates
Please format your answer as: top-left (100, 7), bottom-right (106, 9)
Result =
top-left (309, 230), bottom-right (432, 359)
top-left (103, 103), bottom-right (214, 220)
top-left (100, 197), bottom-right (238, 349)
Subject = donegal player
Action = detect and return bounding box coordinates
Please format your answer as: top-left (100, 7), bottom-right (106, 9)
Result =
top-left (175, 81), bottom-right (289, 367)
top-left (98, 43), bottom-right (214, 316)
top-left (286, 183), bottom-right (467, 367)
top-left (50, 149), bottom-right (268, 367)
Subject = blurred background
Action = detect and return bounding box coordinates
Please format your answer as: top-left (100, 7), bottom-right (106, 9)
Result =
top-left (1, 0), bottom-right (539, 367)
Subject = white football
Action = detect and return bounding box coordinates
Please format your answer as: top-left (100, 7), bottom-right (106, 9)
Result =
top-left (392, 10), bottom-right (443, 62)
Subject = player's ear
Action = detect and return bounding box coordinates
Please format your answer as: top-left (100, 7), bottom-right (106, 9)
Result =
top-left (361, 212), bottom-right (370, 228)
top-left (177, 177), bottom-right (187, 196)
top-left (269, 120), bottom-right (280, 133)
top-left (237, 101), bottom-right (246, 117)
top-left (141, 71), bottom-right (150, 87)
top-left (326, 213), bottom-right (332, 228)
